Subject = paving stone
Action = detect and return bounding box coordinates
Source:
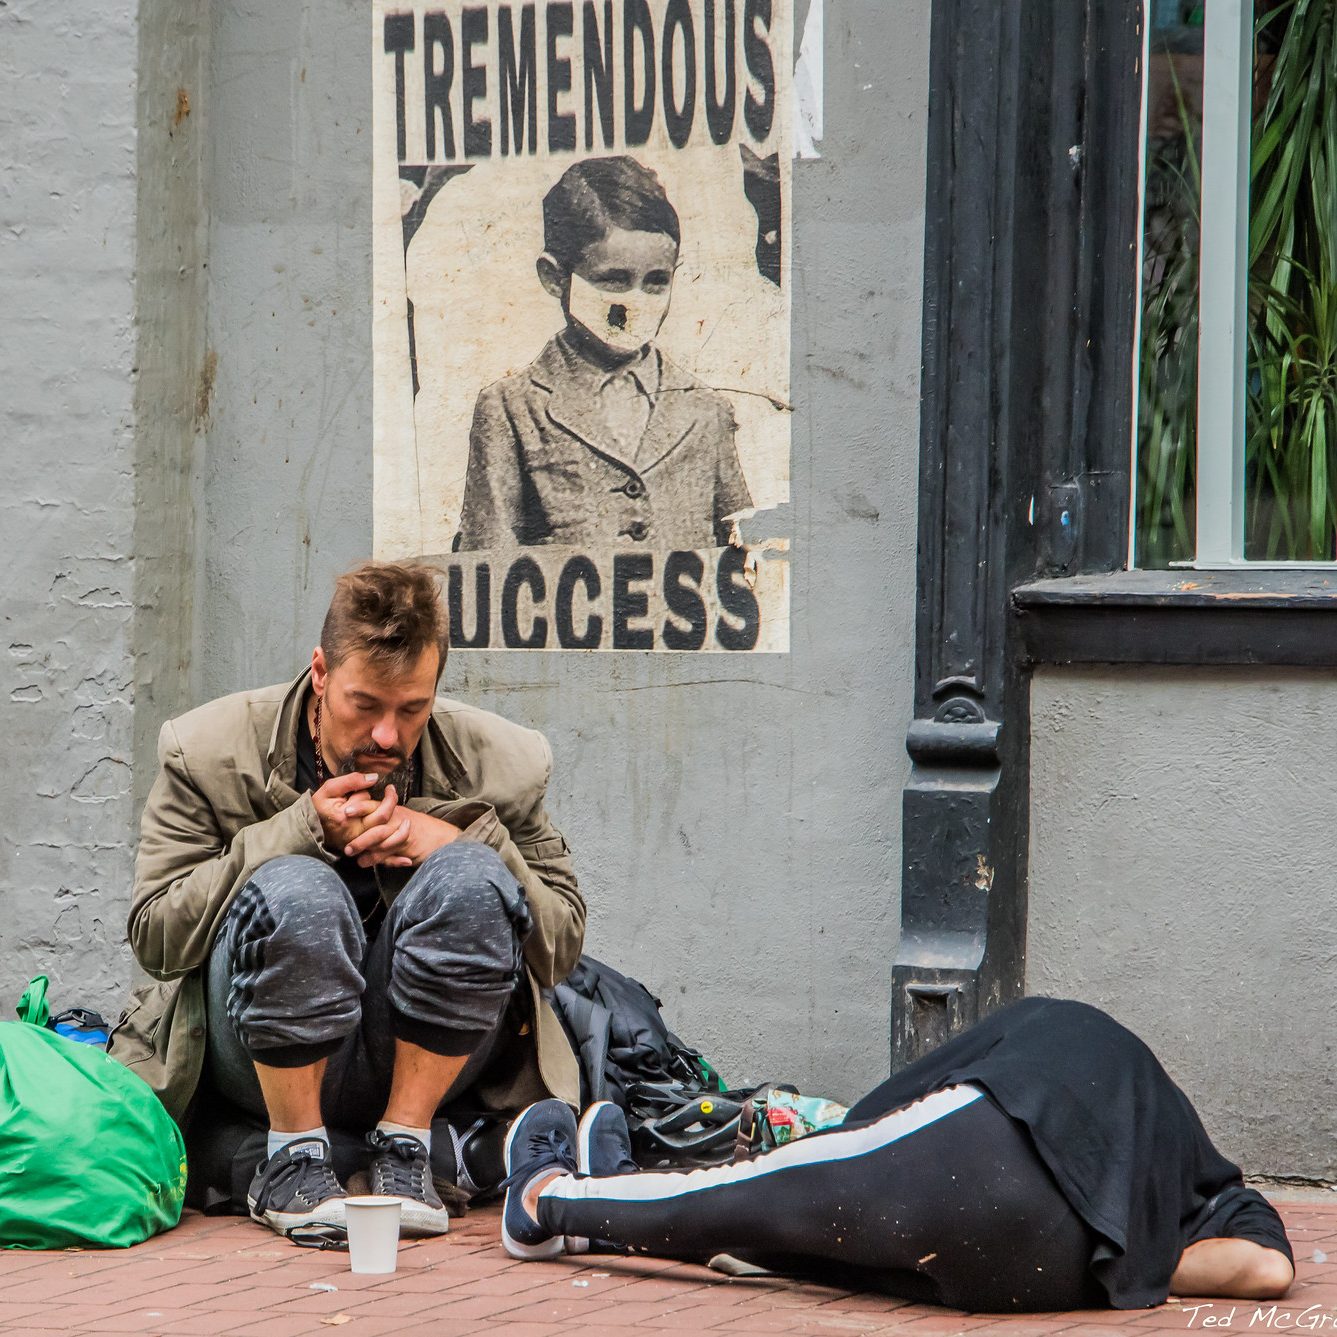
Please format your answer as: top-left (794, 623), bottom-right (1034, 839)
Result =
top-left (443, 1268), bottom-right (569, 1297)
top-left (219, 1318), bottom-right (329, 1337)
top-left (288, 1317), bottom-right (409, 1337)
top-left (0, 1200), bottom-right (1330, 1337)
top-left (13, 1302), bottom-right (139, 1330)
top-left (381, 1324), bottom-right (487, 1337)
top-left (340, 1289), bottom-right (455, 1319)
top-left (152, 1310), bottom-right (284, 1336)
top-left (512, 1328), bottom-right (649, 1337)
top-left (0, 1302), bottom-right (49, 1326)
top-left (73, 1306), bottom-right (204, 1333)
top-left (963, 1324), bottom-right (1080, 1336)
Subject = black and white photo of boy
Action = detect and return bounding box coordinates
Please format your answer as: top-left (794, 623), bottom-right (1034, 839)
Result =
top-left (453, 157), bottom-right (754, 551)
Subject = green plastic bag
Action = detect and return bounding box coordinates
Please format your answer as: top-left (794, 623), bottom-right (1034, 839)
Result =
top-left (0, 977), bottom-right (186, 1248)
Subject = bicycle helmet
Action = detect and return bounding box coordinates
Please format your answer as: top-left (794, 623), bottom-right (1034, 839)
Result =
top-left (625, 1081), bottom-right (750, 1169)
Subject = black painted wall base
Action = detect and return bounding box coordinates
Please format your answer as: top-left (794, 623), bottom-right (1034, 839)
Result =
top-left (892, 714), bottom-right (1025, 1068)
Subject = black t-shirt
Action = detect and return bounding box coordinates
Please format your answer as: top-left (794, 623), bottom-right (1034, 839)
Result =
top-left (295, 702), bottom-right (420, 939)
top-left (846, 997), bottom-right (1293, 1309)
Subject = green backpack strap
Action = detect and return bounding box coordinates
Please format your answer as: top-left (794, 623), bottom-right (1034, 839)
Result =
top-left (15, 976), bottom-right (49, 1028)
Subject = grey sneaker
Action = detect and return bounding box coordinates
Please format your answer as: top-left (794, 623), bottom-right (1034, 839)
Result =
top-left (247, 1137), bottom-right (348, 1238)
top-left (367, 1129), bottom-right (451, 1236)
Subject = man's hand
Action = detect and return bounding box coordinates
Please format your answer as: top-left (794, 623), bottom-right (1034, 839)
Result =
top-left (312, 771), bottom-right (394, 852)
top-left (344, 804), bottom-right (462, 869)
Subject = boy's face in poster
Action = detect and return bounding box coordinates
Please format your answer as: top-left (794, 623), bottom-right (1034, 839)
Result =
top-left (372, 1), bottom-right (794, 653)
top-left (549, 227), bottom-right (679, 357)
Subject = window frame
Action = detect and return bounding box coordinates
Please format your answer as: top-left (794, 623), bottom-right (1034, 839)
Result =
top-left (1015, 0), bottom-right (1337, 671)
top-left (1132, 0), bottom-right (1337, 570)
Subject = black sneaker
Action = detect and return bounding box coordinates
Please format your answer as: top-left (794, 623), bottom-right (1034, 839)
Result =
top-left (366, 1129), bottom-right (451, 1237)
top-left (431, 1115), bottom-right (507, 1197)
top-left (501, 1100), bottom-right (578, 1260)
top-left (567, 1101), bottom-right (639, 1255)
top-left (247, 1137), bottom-right (348, 1238)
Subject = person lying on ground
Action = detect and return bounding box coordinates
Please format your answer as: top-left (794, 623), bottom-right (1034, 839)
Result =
top-left (498, 997), bottom-right (1293, 1313)
top-left (110, 561), bottom-right (585, 1241)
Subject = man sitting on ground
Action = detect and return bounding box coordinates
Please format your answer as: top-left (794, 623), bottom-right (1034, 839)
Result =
top-left (110, 562), bottom-right (584, 1240)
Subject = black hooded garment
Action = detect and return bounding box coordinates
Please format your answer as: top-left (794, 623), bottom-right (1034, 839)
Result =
top-left (845, 997), bottom-right (1292, 1309)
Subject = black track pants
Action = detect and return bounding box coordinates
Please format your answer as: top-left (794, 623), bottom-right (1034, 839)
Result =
top-left (537, 1085), bottom-right (1103, 1313)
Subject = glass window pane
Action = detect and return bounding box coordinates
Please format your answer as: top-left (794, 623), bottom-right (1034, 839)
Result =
top-left (1135, 2), bottom-right (1204, 569)
top-left (1136, 0), bottom-right (1337, 567)
top-left (1245, 0), bottom-right (1337, 561)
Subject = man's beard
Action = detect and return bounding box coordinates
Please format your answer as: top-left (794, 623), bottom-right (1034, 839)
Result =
top-left (337, 749), bottom-right (413, 800)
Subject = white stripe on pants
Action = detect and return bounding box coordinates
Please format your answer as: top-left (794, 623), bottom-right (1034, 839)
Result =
top-left (540, 1083), bottom-right (983, 1212)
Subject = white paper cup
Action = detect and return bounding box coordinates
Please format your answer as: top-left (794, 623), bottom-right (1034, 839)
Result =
top-left (344, 1195), bottom-right (402, 1274)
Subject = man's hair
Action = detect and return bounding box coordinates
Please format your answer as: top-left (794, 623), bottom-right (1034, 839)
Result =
top-left (542, 156), bottom-right (681, 272)
top-left (320, 562), bottom-right (449, 677)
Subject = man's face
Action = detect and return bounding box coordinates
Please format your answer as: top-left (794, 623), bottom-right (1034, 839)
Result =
top-left (310, 645), bottom-right (439, 794)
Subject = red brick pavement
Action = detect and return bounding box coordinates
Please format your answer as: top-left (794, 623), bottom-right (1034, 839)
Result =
top-left (0, 1193), bottom-right (1333, 1336)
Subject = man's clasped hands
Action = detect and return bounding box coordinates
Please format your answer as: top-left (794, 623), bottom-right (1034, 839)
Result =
top-left (310, 773), bottom-right (461, 870)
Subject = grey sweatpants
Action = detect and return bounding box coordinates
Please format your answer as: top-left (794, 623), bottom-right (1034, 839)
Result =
top-left (205, 841), bottom-right (530, 1130)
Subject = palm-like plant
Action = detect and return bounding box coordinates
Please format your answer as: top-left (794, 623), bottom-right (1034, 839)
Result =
top-left (1247, 0), bottom-right (1337, 560)
top-left (1137, 110), bottom-right (1200, 567)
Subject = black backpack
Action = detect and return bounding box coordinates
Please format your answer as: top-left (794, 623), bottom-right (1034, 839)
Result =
top-left (552, 955), bottom-right (756, 1168)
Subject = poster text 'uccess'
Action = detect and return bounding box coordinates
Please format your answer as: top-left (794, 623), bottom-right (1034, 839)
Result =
top-left (444, 546), bottom-right (764, 651)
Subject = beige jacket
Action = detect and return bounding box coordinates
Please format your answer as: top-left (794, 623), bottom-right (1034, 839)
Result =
top-left (456, 335), bottom-right (753, 550)
top-left (109, 671), bottom-right (585, 1124)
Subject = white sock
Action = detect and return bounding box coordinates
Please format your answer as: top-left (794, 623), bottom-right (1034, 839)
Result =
top-left (376, 1119), bottom-right (431, 1153)
top-left (268, 1125), bottom-right (328, 1161)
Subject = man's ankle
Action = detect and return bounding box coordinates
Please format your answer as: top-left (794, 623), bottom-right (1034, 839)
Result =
top-left (375, 1119), bottom-right (432, 1153)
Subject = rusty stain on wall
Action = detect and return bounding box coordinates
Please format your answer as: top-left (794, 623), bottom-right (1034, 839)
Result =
top-left (195, 347), bottom-right (217, 426)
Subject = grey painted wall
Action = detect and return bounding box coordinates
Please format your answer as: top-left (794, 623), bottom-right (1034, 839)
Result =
top-left (198, 1), bottom-right (376, 689)
top-left (1028, 666), bottom-right (1337, 1179)
top-left (0, 2), bottom-right (140, 1015)
top-left (132, 0), bottom-right (210, 816)
top-left (194, 0), bottom-right (930, 1101)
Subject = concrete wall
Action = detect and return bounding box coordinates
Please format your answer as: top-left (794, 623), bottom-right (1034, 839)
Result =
top-left (131, 1), bottom-right (210, 815)
top-left (193, 0), bottom-right (931, 1101)
top-left (197, 1), bottom-right (375, 690)
top-left (0, 1), bottom-right (141, 1015)
top-left (1028, 666), bottom-right (1337, 1180)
